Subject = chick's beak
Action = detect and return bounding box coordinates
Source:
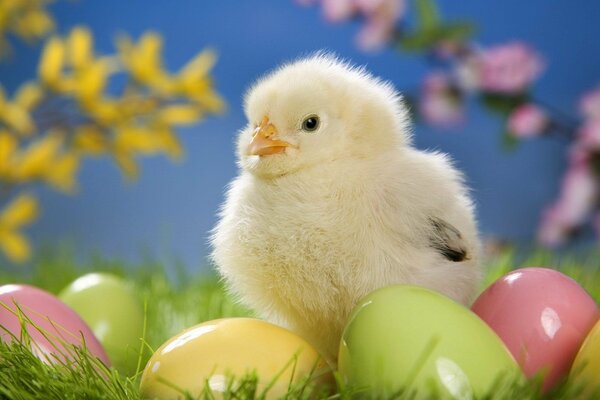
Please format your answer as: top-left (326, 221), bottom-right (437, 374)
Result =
top-left (247, 116), bottom-right (296, 156)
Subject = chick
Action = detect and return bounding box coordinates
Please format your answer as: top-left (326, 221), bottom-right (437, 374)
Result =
top-left (211, 54), bottom-right (481, 362)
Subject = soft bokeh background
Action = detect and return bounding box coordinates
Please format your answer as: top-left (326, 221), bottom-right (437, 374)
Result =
top-left (1, 0), bottom-right (599, 269)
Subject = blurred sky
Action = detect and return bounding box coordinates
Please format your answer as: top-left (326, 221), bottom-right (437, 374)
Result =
top-left (1, 0), bottom-right (599, 269)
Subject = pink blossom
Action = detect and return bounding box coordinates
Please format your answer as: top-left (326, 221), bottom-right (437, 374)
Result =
top-left (453, 54), bottom-right (481, 92)
top-left (354, 0), bottom-right (387, 14)
top-left (419, 72), bottom-right (464, 126)
top-left (297, 0), bottom-right (406, 51)
top-left (423, 71), bottom-right (448, 92)
top-left (577, 118), bottom-right (600, 149)
top-left (322, 0), bottom-right (354, 22)
top-left (476, 42), bottom-right (544, 94)
top-left (568, 143), bottom-right (590, 167)
top-left (507, 104), bottom-right (548, 138)
top-left (538, 205), bottom-right (570, 247)
top-left (579, 86), bottom-right (600, 120)
top-left (538, 165), bottom-right (597, 247)
top-left (355, 0), bottom-right (405, 51)
top-left (557, 165), bottom-right (597, 226)
top-left (434, 41), bottom-right (459, 59)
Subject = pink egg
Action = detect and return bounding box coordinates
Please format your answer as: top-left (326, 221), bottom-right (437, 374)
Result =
top-left (0, 284), bottom-right (111, 366)
top-left (472, 267), bottom-right (599, 392)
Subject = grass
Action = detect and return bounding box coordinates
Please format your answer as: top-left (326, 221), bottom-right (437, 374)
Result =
top-left (0, 246), bottom-right (599, 399)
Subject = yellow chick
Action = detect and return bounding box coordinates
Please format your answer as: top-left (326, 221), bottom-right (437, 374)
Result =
top-left (211, 54), bottom-right (481, 362)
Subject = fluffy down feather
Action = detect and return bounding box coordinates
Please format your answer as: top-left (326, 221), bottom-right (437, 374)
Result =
top-left (211, 54), bottom-right (481, 362)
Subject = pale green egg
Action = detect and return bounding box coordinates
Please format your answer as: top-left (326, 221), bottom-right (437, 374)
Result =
top-left (338, 285), bottom-right (522, 399)
top-left (59, 273), bottom-right (144, 376)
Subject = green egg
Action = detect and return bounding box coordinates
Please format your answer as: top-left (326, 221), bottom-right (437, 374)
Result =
top-left (59, 273), bottom-right (144, 376)
top-left (338, 285), bottom-right (522, 399)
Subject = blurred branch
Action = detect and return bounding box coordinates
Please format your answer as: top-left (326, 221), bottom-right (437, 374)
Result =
top-left (298, 0), bottom-right (600, 247)
top-left (0, 18), bottom-right (226, 263)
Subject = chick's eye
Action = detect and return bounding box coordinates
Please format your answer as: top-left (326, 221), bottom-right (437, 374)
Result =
top-left (301, 115), bottom-right (320, 132)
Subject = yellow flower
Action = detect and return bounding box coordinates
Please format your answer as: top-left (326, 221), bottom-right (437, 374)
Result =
top-left (13, 7), bottom-right (55, 41)
top-left (154, 123), bottom-right (183, 160)
top-left (117, 32), bottom-right (170, 90)
top-left (75, 58), bottom-right (109, 101)
top-left (186, 78), bottom-right (225, 113)
top-left (112, 150), bottom-right (138, 180)
top-left (82, 97), bottom-right (121, 125)
top-left (172, 49), bottom-right (225, 113)
top-left (38, 36), bottom-right (66, 89)
top-left (157, 104), bottom-right (202, 126)
top-left (177, 49), bottom-right (217, 87)
top-left (38, 27), bottom-right (112, 101)
top-left (74, 125), bottom-right (109, 155)
top-left (111, 122), bottom-right (184, 178)
top-left (0, 130), bottom-right (18, 176)
top-left (45, 151), bottom-right (79, 193)
top-left (0, 193), bottom-right (38, 263)
top-left (15, 81), bottom-right (44, 110)
top-left (64, 27), bottom-right (110, 101)
top-left (68, 26), bottom-right (92, 69)
top-left (114, 124), bottom-right (162, 154)
top-left (6, 131), bottom-right (79, 193)
top-left (11, 131), bottom-right (63, 181)
top-left (0, 84), bottom-right (36, 135)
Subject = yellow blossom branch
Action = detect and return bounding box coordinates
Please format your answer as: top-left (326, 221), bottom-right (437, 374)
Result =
top-left (0, 23), bottom-right (226, 263)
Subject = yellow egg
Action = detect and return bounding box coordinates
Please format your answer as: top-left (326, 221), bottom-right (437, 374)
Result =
top-left (139, 318), bottom-right (330, 399)
top-left (571, 320), bottom-right (600, 397)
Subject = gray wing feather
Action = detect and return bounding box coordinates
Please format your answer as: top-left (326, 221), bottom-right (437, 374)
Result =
top-left (429, 217), bottom-right (470, 262)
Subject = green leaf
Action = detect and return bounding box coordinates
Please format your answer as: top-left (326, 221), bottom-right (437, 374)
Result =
top-left (398, 22), bottom-right (476, 53)
top-left (589, 153), bottom-right (600, 177)
top-left (415, 0), bottom-right (440, 30)
top-left (399, 30), bottom-right (436, 51)
top-left (439, 22), bottom-right (476, 42)
top-left (502, 130), bottom-right (520, 151)
top-left (481, 93), bottom-right (529, 116)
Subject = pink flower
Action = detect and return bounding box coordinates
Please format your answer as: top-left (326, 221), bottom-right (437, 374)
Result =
top-left (538, 205), bottom-right (570, 247)
top-left (538, 164), bottom-right (597, 247)
top-left (297, 0), bottom-right (406, 51)
top-left (476, 42), bottom-right (544, 94)
top-left (557, 165), bottom-right (597, 226)
top-left (322, 0), bottom-right (355, 22)
top-left (568, 143), bottom-right (590, 167)
top-left (507, 104), bottom-right (548, 138)
top-left (355, 0), bottom-right (405, 51)
top-left (419, 72), bottom-right (464, 126)
top-left (579, 86), bottom-right (600, 120)
top-left (355, 0), bottom-right (387, 13)
top-left (577, 118), bottom-right (600, 149)
top-left (453, 54), bottom-right (481, 92)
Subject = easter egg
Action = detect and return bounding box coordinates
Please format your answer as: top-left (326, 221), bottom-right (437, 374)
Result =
top-left (570, 320), bottom-right (600, 397)
top-left (338, 285), bottom-right (520, 399)
top-left (0, 284), bottom-right (110, 365)
top-left (139, 318), bottom-right (330, 399)
top-left (472, 267), bottom-right (599, 391)
top-left (59, 273), bottom-right (144, 376)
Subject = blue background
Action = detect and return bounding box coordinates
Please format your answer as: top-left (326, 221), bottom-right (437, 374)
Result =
top-left (1, 1), bottom-right (599, 268)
